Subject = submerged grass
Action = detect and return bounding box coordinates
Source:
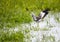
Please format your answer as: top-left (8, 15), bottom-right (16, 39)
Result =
top-left (0, 28), bottom-right (24, 42)
top-left (0, 0), bottom-right (60, 42)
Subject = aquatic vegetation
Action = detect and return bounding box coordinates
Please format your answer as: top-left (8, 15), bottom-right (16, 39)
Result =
top-left (0, 0), bottom-right (60, 42)
top-left (0, 28), bottom-right (24, 42)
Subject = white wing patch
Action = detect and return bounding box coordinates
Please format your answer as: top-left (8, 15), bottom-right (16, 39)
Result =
top-left (40, 12), bottom-right (45, 18)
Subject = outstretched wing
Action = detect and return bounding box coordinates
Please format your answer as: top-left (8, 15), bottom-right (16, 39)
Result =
top-left (39, 12), bottom-right (45, 19)
top-left (31, 12), bottom-right (37, 21)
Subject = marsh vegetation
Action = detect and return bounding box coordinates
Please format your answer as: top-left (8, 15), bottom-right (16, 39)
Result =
top-left (0, 0), bottom-right (60, 42)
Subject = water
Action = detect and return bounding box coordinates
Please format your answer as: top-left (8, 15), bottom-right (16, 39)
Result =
top-left (20, 13), bottom-right (60, 42)
top-left (9, 13), bottom-right (60, 42)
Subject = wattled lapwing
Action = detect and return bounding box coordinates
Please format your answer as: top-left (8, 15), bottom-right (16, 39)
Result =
top-left (32, 8), bottom-right (50, 22)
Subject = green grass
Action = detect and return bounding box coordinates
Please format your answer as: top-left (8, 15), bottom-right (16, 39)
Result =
top-left (0, 29), bottom-right (24, 42)
top-left (0, 0), bottom-right (60, 28)
top-left (0, 0), bottom-right (60, 41)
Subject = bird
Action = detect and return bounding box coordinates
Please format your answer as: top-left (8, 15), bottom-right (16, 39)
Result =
top-left (32, 8), bottom-right (50, 22)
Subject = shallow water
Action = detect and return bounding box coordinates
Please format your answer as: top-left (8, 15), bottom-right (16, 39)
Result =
top-left (8, 13), bottom-right (60, 42)
top-left (20, 13), bottom-right (60, 42)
